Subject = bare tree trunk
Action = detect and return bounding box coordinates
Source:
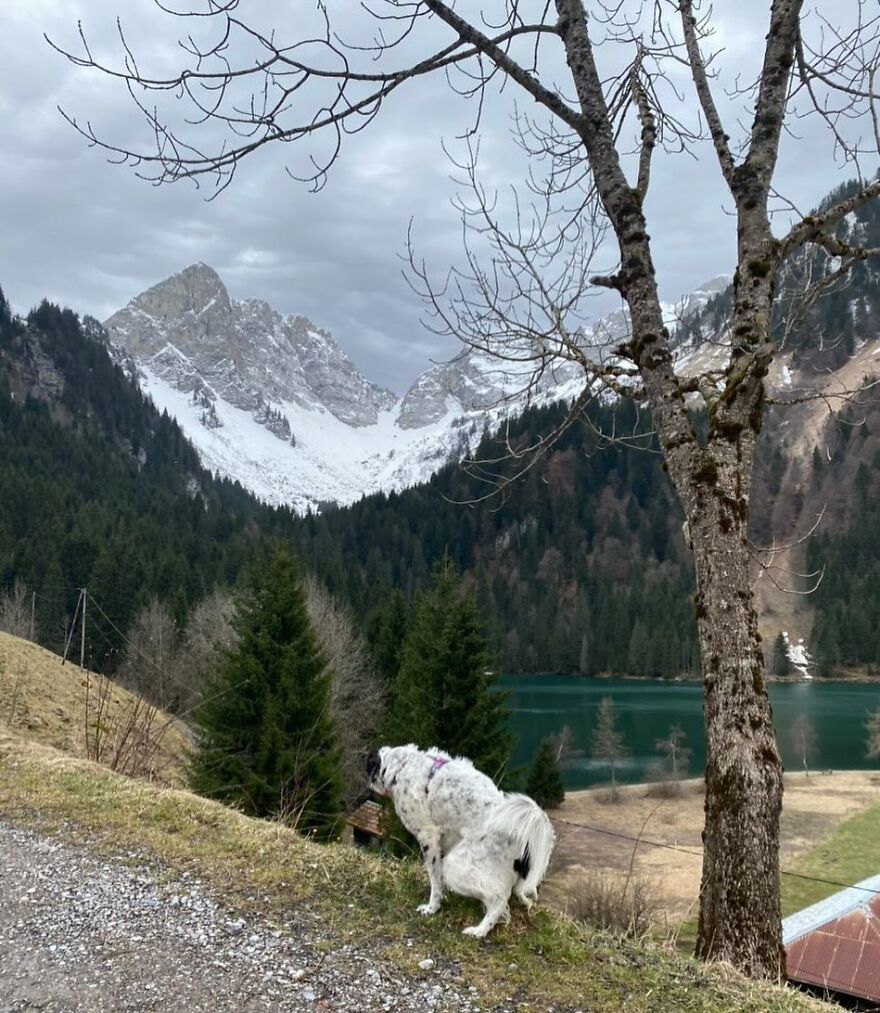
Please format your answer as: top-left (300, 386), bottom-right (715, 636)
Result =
top-left (689, 491), bottom-right (783, 975)
top-left (682, 240), bottom-right (784, 973)
top-left (603, 210), bottom-right (784, 971)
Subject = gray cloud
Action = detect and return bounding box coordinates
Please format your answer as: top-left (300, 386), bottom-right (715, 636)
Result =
top-left (0, 1), bottom-right (868, 395)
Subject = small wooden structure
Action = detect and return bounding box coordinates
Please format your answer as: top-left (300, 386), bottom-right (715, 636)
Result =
top-left (343, 799), bottom-right (385, 849)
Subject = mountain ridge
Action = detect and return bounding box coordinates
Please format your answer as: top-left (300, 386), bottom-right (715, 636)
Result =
top-left (103, 263), bottom-right (729, 510)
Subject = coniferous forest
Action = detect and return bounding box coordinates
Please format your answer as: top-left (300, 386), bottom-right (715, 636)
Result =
top-left (0, 291), bottom-right (296, 665)
top-left (290, 399), bottom-right (699, 676)
top-left (3, 245), bottom-right (880, 678)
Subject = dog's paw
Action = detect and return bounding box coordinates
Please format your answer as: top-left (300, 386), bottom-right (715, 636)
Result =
top-left (462, 925), bottom-right (488, 938)
top-left (417, 903), bottom-right (439, 917)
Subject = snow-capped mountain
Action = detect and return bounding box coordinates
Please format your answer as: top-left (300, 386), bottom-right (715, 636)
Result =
top-left (104, 264), bottom-right (727, 511)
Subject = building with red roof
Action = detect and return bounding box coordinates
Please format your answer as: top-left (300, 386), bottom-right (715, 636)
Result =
top-left (783, 873), bottom-right (880, 1004)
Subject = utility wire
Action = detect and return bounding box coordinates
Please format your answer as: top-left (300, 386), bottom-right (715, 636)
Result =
top-left (551, 815), bottom-right (880, 897)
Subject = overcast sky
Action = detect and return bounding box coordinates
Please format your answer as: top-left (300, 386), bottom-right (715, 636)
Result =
top-left (0, 1), bottom-right (868, 394)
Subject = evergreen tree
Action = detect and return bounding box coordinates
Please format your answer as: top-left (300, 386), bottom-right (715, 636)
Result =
top-left (367, 588), bottom-right (410, 686)
top-left (771, 633), bottom-right (791, 677)
top-left (590, 696), bottom-right (630, 795)
top-left (190, 548), bottom-right (342, 839)
top-left (526, 737), bottom-right (565, 809)
top-left (386, 557), bottom-right (512, 779)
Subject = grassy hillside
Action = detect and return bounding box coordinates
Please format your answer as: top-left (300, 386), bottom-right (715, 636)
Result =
top-left (0, 631), bottom-right (190, 785)
top-left (0, 731), bottom-right (830, 1013)
top-left (781, 802), bottom-right (880, 914)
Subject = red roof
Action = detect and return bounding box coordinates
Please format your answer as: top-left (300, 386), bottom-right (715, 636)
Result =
top-left (785, 888), bottom-right (880, 1001)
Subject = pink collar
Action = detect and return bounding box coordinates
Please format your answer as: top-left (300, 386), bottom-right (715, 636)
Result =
top-left (425, 754), bottom-right (448, 794)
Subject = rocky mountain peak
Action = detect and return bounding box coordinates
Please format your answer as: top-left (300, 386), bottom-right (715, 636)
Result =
top-left (104, 265), bottom-right (396, 430)
top-left (130, 261), bottom-right (231, 336)
top-left (103, 266), bottom-right (757, 511)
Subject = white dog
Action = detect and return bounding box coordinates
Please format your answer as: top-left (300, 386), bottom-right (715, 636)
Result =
top-left (367, 744), bottom-right (556, 937)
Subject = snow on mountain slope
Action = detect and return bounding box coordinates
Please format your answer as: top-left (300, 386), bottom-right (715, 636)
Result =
top-left (106, 264), bottom-right (728, 511)
top-left (136, 365), bottom-right (474, 511)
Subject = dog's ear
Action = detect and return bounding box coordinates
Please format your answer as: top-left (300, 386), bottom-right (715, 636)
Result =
top-left (366, 749), bottom-right (382, 784)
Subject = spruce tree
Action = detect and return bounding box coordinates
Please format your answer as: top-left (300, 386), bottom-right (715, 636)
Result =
top-left (386, 557), bottom-right (512, 780)
top-left (367, 588), bottom-right (410, 686)
top-left (526, 738), bottom-right (565, 809)
top-left (190, 548), bottom-right (342, 839)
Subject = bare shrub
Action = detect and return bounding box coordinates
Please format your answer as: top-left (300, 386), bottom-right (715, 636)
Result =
top-left (115, 598), bottom-right (178, 710)
top-left (173, 590), bottom-right (237, 716)
top-left (273, 736), bottom-right (343, 838)
top-left (595, 785), bottom-right (625, 805)
top-left (304, 575), bottom-right (385, 808)
top-left (646, 723), bottom-right (693, 797)
top-left (790, 713), bottom-right (817, 775)
top-left (867, 708), bottom-right (880, 761)
top-left (84, 670), bottom-right (169, 780)
top-left (645, 775), bottom-right (684, 800)
top-left (548, 724), bottom-right (584, 763)
top-left (0, 581), bottom-right (31, 640)
top-left (4, 655), bottom-right (28, 727)
top-left (565, 871), bottom-right (656, 939)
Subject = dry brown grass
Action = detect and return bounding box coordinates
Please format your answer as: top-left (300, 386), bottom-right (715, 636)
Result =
top-left (546, 771), bottom-right (880, 924)
top-left (562, 868), bottom-right (657, 939)
top-left (0, 631), bottom-right (190, 785)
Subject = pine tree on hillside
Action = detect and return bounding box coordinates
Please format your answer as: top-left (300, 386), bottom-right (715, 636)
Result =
top-left (526, 738), bottom-right (565, 809)
top-left (386, 557), bottom-right (512, 780)
top-left (190, 548), bottom-right (342, 839)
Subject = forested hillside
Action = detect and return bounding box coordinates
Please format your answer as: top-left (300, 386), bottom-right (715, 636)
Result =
top-left (292, 398), bottom-right (699, 676)
top-left (0, 290), bottom-right (295, 664)
top-left (4, 174), bottom-right (880, 681)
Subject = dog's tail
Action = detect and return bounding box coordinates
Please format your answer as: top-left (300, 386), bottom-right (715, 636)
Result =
top-left (485, 793), bottom-right (556, 898)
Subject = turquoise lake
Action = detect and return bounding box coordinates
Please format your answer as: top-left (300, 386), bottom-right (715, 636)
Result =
top-left (503, 675), bottom-right (880, 789)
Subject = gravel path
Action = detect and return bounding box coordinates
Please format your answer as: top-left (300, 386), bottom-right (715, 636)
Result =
top-left (0, 822), bottom-right (532, 1013)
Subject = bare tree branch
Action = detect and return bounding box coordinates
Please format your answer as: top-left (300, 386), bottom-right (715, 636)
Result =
top-left (678, 0), bottom-right (736, 187)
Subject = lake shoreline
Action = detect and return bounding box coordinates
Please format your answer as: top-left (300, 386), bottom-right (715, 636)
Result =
top-left (558, 768), bottom-right (880, 803)
top-left (504, 671), bottom-right (880, 685)
top-left (504, 674), bottom-right (880, 790)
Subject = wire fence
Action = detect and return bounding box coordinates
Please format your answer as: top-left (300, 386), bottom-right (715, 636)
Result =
top-left (550, 813), bottom-right (880, 898)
